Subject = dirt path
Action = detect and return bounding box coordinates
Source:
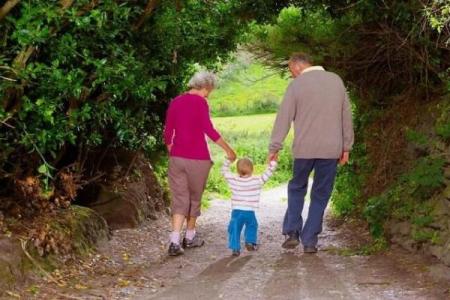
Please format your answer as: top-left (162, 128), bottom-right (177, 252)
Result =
top-left (133, 185), bottom-right (448, 300)
top-left (24, 185), bottom-right (449, 299)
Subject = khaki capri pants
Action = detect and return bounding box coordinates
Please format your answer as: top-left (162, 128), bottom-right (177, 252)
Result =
top-left (168, 157), bottom-right (213, 217)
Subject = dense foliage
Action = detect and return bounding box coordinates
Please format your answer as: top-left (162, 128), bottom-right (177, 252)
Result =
top-left (247, 1), bottom-right (449, 242)
top-left (249, 0), bottom-right (450, 99)
top-left (0, 0), bottom-right (287, 214)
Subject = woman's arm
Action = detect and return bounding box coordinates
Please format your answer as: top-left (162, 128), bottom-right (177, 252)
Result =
top-left (200, 99), bottom-right (236, 161)
top-left (163, 102), bottom-right (175, 151)
top-left (200, 100), bottom-right (221, 142)
top-left (215, 138), bottom-right (236, 162)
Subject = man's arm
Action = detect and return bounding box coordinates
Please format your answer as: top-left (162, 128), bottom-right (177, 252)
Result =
top-left (268, 83), bottom-right (297, 158)
top-left (341, 91), bottom-right (354, 165)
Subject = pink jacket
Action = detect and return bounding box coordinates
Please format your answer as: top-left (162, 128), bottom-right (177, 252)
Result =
top-left (164, 93), bottom-right (221, 160)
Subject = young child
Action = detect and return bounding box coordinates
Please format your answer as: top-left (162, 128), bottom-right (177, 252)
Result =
top-left (221, 157), bottom-right (277, 256)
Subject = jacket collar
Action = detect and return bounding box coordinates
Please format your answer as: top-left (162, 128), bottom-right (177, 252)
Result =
top-left (301, 66), bottom-right (325, 74)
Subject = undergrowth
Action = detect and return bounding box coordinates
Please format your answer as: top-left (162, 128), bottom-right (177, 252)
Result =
top-left (331, 95), bottom-right (449, 248)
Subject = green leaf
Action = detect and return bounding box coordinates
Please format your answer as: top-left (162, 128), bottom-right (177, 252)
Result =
top-left (38, 164), bottom-right (48, 174)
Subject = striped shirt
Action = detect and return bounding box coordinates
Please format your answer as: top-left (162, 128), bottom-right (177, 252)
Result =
top-left (221, 160), bottom-right (277, 211)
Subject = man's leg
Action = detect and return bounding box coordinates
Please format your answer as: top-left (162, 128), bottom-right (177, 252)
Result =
top-left (301, 159), bottom-right (337, 249)
top-left (282, 159), bottom-right (314, 237)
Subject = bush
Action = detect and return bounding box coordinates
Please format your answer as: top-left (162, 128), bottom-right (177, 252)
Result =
top-left (0, 0), bottom-right (262, 212)
top-left (363, 157), bottom-right (445, 239)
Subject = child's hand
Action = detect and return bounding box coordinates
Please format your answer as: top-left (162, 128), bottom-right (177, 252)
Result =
top-left (267, 152), bottom-right (278, 163)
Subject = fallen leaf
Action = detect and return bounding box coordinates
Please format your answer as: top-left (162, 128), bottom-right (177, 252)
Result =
top-left (74, 283), bottom-right (88, 290)
top-left (118, 278), bottom-right (130, 287)
top-left (122, 252), bottom-right (130, 261)
top-left (5, 291), bottom-right (20, 298)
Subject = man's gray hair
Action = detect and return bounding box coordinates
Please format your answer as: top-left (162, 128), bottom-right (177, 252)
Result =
top-left (289, 52), bottom-right (313, 65)
top-left (187, 71), bottom-right (218, 90)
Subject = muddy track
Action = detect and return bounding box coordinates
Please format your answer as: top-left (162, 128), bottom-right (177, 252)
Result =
top-left (25, 185), bottom-right (448, 300)
top-left (135, 185), bottom-right (448, 300)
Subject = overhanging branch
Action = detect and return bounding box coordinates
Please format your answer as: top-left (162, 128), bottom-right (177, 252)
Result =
top-left (0, 0), bottom-right (20, 21)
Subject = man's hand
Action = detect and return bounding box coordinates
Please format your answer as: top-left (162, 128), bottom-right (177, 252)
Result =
top-left (267, 152), bottom-right (279, 163)
top-left (339, 151), bottom-right (350, 165)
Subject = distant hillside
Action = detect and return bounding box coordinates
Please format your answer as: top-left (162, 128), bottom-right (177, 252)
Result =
top-left (209, 55), bottom-right (289, 117)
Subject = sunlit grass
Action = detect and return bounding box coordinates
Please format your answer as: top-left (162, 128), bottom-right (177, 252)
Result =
top-left (205, 113), bottom-right (293, 199)
top-left (209, 61), bottom-right (289, 117)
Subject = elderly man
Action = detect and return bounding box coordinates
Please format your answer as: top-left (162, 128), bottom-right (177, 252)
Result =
top-left (268, 53), bottom-right (354, 253)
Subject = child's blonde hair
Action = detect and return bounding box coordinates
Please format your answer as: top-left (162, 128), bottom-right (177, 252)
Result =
top-left (236, 157), bottom-right (254, 177)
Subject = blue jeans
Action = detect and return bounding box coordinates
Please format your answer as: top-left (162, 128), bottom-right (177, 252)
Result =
top-left (282, 159), bottom-right (338, 247)
top-left (228, 209), bottom-right (258, 251)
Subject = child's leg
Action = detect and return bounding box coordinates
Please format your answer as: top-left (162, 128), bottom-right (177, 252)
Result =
top-left (244, 211), bottom-right (258, 245)
top-left (228, 210), bottom-right (245, 251)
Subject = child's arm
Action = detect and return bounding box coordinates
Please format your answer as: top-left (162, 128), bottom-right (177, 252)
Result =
top-left (261, 161), bottom-right (278, 184)
top-left (221, 159), bottom-right (234, 181)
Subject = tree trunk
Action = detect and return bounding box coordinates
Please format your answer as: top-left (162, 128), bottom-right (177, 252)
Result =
top-left (133, 0), bottom-right (160, 31)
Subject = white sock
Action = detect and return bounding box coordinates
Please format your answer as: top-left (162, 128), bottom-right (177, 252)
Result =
top-left (170, 231), bottom-right (181, 245)
top-left (185, 229), bottom-right (196, 240)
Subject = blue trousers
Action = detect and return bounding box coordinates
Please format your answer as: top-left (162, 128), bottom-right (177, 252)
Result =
top-left (282, 159), bottom-right (338, 247)
top-left (228, 209), bottom-right (258, 251)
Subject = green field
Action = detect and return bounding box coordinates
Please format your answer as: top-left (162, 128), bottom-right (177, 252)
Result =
top-left (205, 113), bottom-right (293, 199)
top-left (209, 60), bottom-right (289, 117)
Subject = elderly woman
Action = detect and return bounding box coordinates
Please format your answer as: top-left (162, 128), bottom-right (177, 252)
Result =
top-left (164, 71), bottom-right (236, 256)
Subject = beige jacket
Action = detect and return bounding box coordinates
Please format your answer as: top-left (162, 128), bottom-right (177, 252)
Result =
top-left (269, 67), bottom-right (354, 159)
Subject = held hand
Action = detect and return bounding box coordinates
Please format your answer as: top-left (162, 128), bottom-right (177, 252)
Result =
top-left (227, 149), bottom-right (237, 162)
top-left (267, 152), bottom-right (279, 163)
top-left (339, 151), bottom-right (350, 166)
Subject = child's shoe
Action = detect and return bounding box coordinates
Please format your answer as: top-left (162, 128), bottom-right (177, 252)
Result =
top-left (231, 250), bottom-right (240, 257)
top-left (245, 243), bottom-right (258, 251)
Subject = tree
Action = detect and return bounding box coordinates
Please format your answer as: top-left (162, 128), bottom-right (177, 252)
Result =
top-left (0, 0), bottom-right (289, 214)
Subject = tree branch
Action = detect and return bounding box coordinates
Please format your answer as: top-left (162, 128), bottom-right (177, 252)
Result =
top-left (0, 116), bottom-right (15, 129)
top-left (133, 0), bottom-right (160, 31)
top-left (59, 0), bottom-right (74, 10)
top-left (0, 0), bottom-right (20, 21)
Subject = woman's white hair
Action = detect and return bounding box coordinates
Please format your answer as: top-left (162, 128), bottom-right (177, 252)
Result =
top-left (187, 71), bottom-right (218, 90)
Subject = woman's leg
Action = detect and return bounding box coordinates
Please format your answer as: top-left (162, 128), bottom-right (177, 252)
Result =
top-left (185, 160), bottom-right (212, 235)
top-left (168, 158), bottom-right (190, 247)
top-left (185, 216), bottom-right (197, 240)
top-left (172, 214), bottom-right (186, 233)
top-left (186, 216), bottom-right (196, 230)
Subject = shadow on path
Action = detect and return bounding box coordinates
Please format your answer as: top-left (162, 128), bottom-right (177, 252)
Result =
top-left (150, 255), bottom-right (253, 300)
top-left (263, 252), bottom-right (354, 300)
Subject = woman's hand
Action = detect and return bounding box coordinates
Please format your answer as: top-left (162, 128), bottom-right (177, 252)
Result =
top-left (215, 138), bottom-right (236, 162)
top-left (227, 149), bottom-right (237, 162)
top-left (166, 144), bottom-right (172, 152)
